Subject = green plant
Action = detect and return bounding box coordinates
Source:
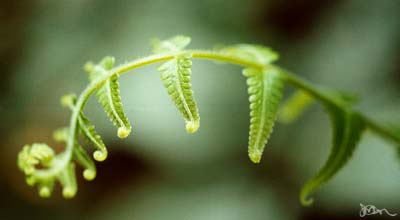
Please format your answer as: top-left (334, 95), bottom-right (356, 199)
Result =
top-left (17, 35), bottom-right (400, 206)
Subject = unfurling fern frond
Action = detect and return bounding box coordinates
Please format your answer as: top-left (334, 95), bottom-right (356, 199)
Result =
top-left (18, 143), bottom-right (54, 177)
top-left (300, 106), bottom-right (365, 206)
top-left (243, 68), bottom-right (285, 163)
top-left (17, 143), bottom-right (56, 197)
top-left (154, 36), bottom-right (200, 133)
top-left (17, 141), bottom-right (81, 198)
top-left (279, 90), bottom-right (314, 124)
top-left (17, 35), bottom-right (400, 206)
top-left (86, 56), bottom-right (132, 138)
top-left (17, 94), bottom-right (102, 198)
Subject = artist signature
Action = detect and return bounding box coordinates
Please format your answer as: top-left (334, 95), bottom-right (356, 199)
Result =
top-left (360, 203), bottom-right (397, 217)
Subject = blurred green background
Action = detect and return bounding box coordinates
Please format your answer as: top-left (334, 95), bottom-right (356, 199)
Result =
top-left (1, 0), bottom-right (400, 219)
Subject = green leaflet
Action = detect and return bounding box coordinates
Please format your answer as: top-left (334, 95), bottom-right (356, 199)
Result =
top-left (279, 90), bottom-right (314, 124)
top-left (87, 56), bottom-right (132, 138)
top-left (219, 44), bottom-right (279, 65)
top-left (154, 36), bottom-right (200, 133)
top-left (58, 163), bottom-right (77, 198)
top-left (300, 107), bottom-right (365, 206)
top-left (37, 179), bottom-right (54, 198)
top-left (157, 54), bottom-right (200, 133)
top-left (243, 68), bottom-right (285, 163)
top-left (73, 142), bottom-right (97, 180)
top-left (78, 113), bottom-right (107, 161)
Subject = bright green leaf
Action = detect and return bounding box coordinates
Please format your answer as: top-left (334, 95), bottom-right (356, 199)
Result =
top-left (157, 53), bottom-right (200, 133)
top-left (87, 56), bottom-right (132, 139)
top-left (243, 67), bottom-right (285, 163)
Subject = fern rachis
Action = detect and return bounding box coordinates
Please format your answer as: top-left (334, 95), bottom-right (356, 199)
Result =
top-left (17, 35), bottom-right (400, 207)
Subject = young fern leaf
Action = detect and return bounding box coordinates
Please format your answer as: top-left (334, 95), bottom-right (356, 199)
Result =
top-left (154, 36), bottom-right (200, 133)
top-left (243, 68), bottom-right (285, 163)
top-left (86, 56), bottom-right (132, 138)
top-left (278, 90), bottom-right (314, 124)
top-left (78, 113), bottom-right (108, 161)
top-left (300, 107), bottom-right (365, 206)
top-left (17, 35), bottom-right (400, 204)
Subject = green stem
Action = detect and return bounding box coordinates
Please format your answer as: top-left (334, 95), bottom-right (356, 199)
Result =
top-left (33, 49), bottom-right (400, 179)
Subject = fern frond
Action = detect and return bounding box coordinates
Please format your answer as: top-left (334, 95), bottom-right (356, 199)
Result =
top-left (16, 35), bottom-right (400, 205)
top-left (243, 68), bottom-right (285, 163)
top-left (86, 56), bottom-right (132, 138)
top-left (279, 90), bottom-right (314, 124)
top-left (154, 36), bottom-right (200, 133)
top-left (219, 44), bottom-right (279, 65)
top-left (300, 107), bottom-right (365, 206)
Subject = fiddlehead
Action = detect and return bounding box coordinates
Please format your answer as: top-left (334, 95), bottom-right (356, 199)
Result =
top-left (17, 35), bottom-right (400, 206)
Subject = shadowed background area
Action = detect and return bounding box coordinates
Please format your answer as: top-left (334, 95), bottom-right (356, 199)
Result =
top-left (0, 0), bottom-right (399, 219)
